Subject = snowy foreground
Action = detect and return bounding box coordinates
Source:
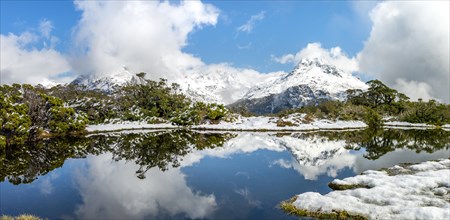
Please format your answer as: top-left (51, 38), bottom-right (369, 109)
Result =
top-left (86, 114), bottom-right (449, 132)
top-left (286, 159), bottom-right (450, 219)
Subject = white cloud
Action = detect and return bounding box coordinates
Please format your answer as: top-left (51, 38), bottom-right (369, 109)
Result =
top-left (393, 79), bottom-right (434, 101)
top-left (72, 0), bottom-right (219, 81)
top-left (358, 1), bottom-right (450, 102)
top-left (272, 42), bottom-right (359, 73)
top-left (0, 27), bottom-right (72, 85)
top-left (237, 42), bottom-right (252, 50)
top-left (236, 11), bottom-right (266, 33)
top-left (39, 19), bottom-right (53, 38)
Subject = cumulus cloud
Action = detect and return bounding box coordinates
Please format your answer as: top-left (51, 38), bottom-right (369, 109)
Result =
top-left (0, 21), bottom-right (72, 85)
top-left (272, 42), bottom-right (359, 73)
top-left (358, 1), bottom-right (450, 102)
top-left (72, 0), bottom-right (219, 81)
top-left (236, 11), bottom-right (266, 33)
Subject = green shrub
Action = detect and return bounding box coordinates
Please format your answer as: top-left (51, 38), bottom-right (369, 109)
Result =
top-left (364, 108), bottom-right (382, 128)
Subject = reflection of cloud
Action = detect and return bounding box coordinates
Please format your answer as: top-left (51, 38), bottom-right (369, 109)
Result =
top-left (235, 171), bottom-right (250, 179)
top-left (272, 153), bottom-right (355, 180)
top-left (38, 172), bottom-right (59, 195)
top-left (39, 178), bottom-right (54, 195)
top-left (180, 133), bottom-right (285, 167)
top-left (74, 153), bottom-right (216, 219)
top-left (235, 188), bottom-right (261, 208)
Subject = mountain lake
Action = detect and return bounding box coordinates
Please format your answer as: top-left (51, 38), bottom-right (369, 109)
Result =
top-left (1, 128), bottom-right (449, 219)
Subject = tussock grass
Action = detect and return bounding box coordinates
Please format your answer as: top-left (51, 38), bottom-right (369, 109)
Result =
top-left (1, 214), bottom-right (42, 220)
top-left (280, 196), bottom-right (368, 220)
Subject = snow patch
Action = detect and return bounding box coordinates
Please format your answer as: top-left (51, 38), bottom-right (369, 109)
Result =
top-left (290, 159), bottom-right (450, 219)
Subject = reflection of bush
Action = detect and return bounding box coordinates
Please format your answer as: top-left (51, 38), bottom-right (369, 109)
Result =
top-left (1, 137), bottom-right (91, 185)
top-left (302, 129), bottom-right (450, 160)
top-left (91, 130), bottom-right (236, 179)
top-left (1, 131), bottom-right (235, 184)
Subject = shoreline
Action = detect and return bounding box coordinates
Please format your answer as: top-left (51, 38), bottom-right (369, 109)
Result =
top-left (85, 118), bottom-right (450, 134)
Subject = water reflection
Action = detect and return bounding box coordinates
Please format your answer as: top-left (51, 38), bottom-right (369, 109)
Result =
top-left (1, 137), bottom-right (89, 185)
top-left (1, 129), bottom-right (449, 219)
top-left (74, 153), bottom-right (217, 219)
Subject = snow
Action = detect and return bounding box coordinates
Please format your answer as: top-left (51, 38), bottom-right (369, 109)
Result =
top-left (71, 57), bottom-right (366, 107)
top-left (290, 159), bottom-right (450, 219)
top-left (71, 66), bottom-right (138, 92)
top-left (384, 121), bottom-right (435, 128)
top-left (86, 117), bottom-right (448, 133)
top-left (193, 116), bottom-right (367, 131)
top-left (86, 117), bottom-right (366, 133)
top-left (86, 121), bottom-right (177, 132)
top-left (243, 57), bottom-right (368, 100)
top-left (178, 64), bottom-right (284, 104)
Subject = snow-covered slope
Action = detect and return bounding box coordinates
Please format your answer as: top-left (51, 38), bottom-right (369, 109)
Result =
top-left (70, 57), bottom-right (367, 111)
top-left (230, 58), bottom-right (368, 113)
top-left (178, 65), bottom-right (284, 104)
top-left (70, 65), bottom-right (283, 104)
top-left (71, 66), bottom-right (144, 92)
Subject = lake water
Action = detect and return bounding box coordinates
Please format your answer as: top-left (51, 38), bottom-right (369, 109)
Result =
top-left (1, 129), bottom-right (449, 219)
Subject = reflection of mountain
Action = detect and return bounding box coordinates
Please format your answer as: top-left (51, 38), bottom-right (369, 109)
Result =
top-left (278, 135), bottom-right (348, 167)
top-left (270, 134), bottom-right (355, 180)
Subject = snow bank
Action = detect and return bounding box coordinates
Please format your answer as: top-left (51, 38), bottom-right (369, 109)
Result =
top-left (384, 121), bottom-right (435, 128)
top-left (86, 117), bottom-right (447, 133)
top-left (289, 159), bottom-right (450, 219)
top-left (86, 121), bottom-right (177, 132)
top-left (194, 116), bottom-right (367, 131)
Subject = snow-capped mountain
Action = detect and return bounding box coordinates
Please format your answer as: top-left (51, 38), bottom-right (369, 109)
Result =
top-left (70, 66), bottom-right (144, 92)
top-left (70, 57), bottom-right (367, 112)
top-left (177, 66), bottom-right (283, 104)
top-left (230, 57), bottom-right (368, 114)
top-left (71, 64), bottom-right (283, 104)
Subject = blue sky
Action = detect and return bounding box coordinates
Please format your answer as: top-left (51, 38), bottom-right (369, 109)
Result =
top-left (183, 1), bottom-right (371, 72)
top-left (1, 1), bottom-right (449, 102)
top-left (1, 0), bottom-right (370, 73)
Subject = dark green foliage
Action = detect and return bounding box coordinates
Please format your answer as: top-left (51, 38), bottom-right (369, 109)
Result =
top-left (346, 80), bottom-right (410, 117)
top-left (0, 84), bottom-right (87, 146)
top-left (0, 86), bottom-right (31, 145)
top-left (171, 102), bottom-right (230, 126)
top-left (47, 84), bottom-right (118, 124)
top-left (363, 108), bottom-right (382, 128)
top-left (118, 78), bottom-right (189, 120)
top-left (399, 99), bottom-right (450, 125)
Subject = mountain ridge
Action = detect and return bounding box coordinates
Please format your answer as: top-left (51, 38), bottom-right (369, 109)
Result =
top-left (70, 57), bottom-right (368, 113)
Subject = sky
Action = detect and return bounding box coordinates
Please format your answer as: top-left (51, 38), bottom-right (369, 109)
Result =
top-left (1, 0), bottom-right (449, 102)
